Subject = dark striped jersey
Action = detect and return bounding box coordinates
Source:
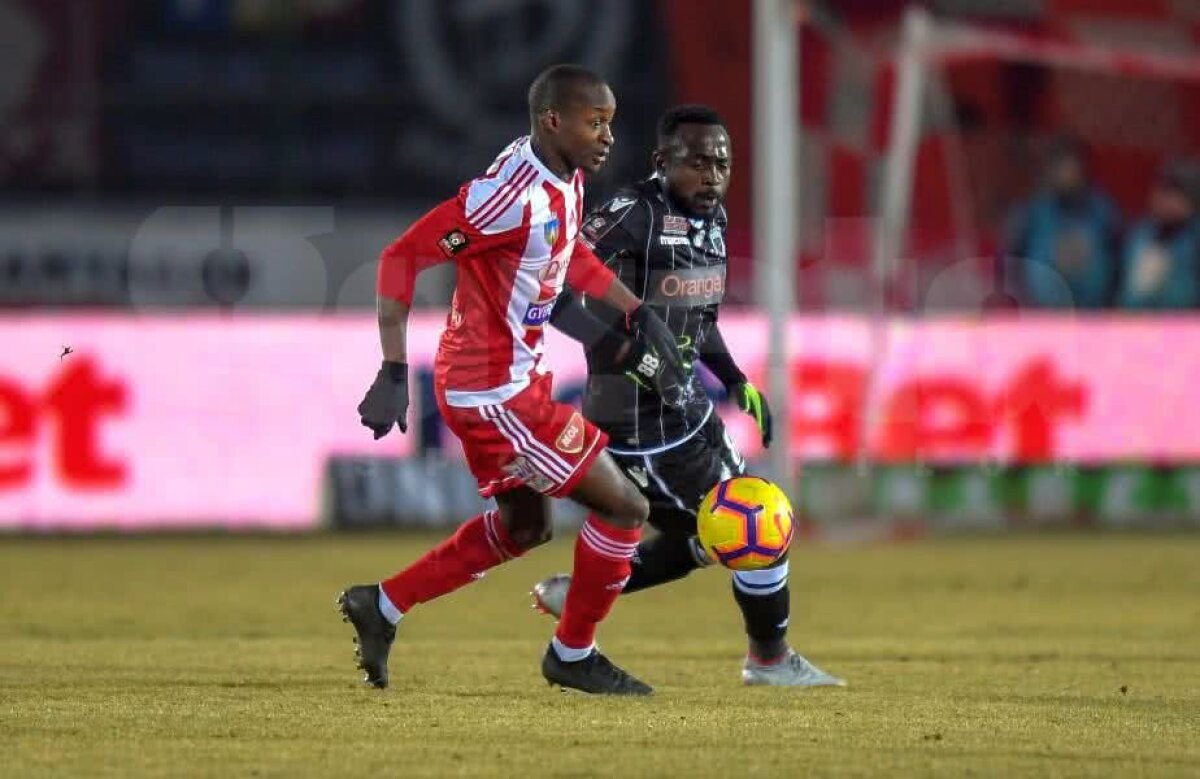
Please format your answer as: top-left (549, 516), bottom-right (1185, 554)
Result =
top-left (577, 176), bottom-right (729, 451)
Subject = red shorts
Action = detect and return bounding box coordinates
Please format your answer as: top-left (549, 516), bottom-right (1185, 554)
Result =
top-left (435, 372), bottom-right (608, 499)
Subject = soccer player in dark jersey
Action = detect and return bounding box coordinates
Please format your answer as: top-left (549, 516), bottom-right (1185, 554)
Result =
top-left (533, 105), bottom-right (844, 687)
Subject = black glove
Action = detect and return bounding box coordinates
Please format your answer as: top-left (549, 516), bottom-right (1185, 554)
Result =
top-left (623, 306), bottom-right (689, 408)
top-left (357, 361), bottom-right (409, 439)
top-left (615, 338), bottom-right (687, 408)
top-left (730, 381), bottom-right (773, 447)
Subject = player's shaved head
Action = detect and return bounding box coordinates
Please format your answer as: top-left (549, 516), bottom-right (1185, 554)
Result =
top-left (528, 64), bottom-right (609, 121)
top-left (527, 64), bottom-right (615, 178)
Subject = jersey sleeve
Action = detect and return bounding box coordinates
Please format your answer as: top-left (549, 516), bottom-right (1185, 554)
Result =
top-left (699, 318), bottom-right (747, 390)
top-left (566, 239), bottom-right (618, 299)
top-left (377, 189), bottom-right (523, 305)
top-left (461, 162), bottom-right (534, 235)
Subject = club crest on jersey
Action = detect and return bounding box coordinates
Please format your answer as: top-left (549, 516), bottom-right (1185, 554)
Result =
top-left (523, 297), bottom-right (556, 327)
top-left (438, 229), bottom-right (469, 257)
top-left (662, 215), bottom-right (689, 235)
top-left (555, 412), bottom-right (586, 454)
top-left (543, 217), bottom-right (560, 248)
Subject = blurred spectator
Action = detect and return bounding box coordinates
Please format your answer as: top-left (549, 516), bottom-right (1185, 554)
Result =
top-left (1116, 165), bottom-right (1200, 310)
top-left (1007, 138), bottom-right (1121, 309)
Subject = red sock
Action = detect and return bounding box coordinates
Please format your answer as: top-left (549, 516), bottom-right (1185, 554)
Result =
top-left (554, 515), bottom-right (642, 651)
top-left (380, 510), bottom-right (523, 613)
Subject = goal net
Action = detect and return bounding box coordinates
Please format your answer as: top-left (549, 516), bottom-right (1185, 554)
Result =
top-left (877, 7), bottom-right (1200, 312)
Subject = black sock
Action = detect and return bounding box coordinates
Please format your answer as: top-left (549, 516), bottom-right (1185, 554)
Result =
top-left (622, 533), bottom-right (709, 594)
top-left (731, 562), bottom-right (791, 662)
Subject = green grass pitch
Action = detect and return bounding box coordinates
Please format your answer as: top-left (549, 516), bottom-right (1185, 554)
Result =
top-left (2, 532), bottom-right (1198, 777)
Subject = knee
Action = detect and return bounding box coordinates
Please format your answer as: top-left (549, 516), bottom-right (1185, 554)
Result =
top-left (609, 482), bottom-right (649, 528)
top-left (507, 517), bottom-right (553, 551)
top-left (496, 504), bottom-right (552, 552)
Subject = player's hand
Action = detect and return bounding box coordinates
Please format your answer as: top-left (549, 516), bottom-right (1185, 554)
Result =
top-left (618, 338), bottom-right (688, 408)
top-left (357, 361), bottom-right (409, 439)
top-left (625, 306), bottom-right (689, 407)
top-left (731, 382), bottom-right (773, 447)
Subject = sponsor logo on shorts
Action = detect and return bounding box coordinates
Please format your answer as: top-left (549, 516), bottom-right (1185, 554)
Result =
top-left (555, 412), bottom-right (585, 454)
top-left (645, 266), bottom-right (727, 305)
top-left (523, 297), bottom-right (555, 327)
top-left (503, 456), bottom-right (555, 493)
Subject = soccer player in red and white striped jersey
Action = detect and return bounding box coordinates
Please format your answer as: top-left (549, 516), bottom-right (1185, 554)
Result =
top-left (339, 64), bottom-right (687, 696)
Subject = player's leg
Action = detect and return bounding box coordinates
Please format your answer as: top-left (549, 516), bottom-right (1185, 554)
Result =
top-left (530, 414), bottom-right (842, 686)
top-left (495, 485), bottom-right (554, 549)
top-left (622, 514), bottom-right (711, 593)
top-left (449, 375), bottom-right (651, 694)
top-left (619, 441), bottom-right (718, 593)
top-left (375, 488), bottom-right (543, 617)
top-left (338, 497), bottom-right (536, 688)
top-left (689, 420), bottom-right (811, 671)
top-left (533, 422), bottom-right (722, 611)
top-left (701, 427), bottom-right (842, 688)
top-left (529, 434), bottom-right (715, 614)
top-left (737, 552), bottom-right (843, 688)
top-left (540, 449), bottom-right (654, 694)
top-left (337, 392), bottom-right (548, 688)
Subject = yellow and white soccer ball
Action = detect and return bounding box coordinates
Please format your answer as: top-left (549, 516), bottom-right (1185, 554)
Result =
top-left (697, 476), bottom-right (795, 571)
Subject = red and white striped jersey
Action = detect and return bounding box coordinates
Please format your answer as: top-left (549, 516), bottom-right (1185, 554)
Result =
top-left (377, 136), bottom-right (616, 408)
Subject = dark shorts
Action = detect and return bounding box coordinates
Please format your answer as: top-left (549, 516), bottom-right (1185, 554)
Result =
top-left (607, 412), bottom-right (746, 536)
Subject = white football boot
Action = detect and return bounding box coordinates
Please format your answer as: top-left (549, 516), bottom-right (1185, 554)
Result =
top-left (530, 573), bottom-right (570, 619)
top-left (534, 573), bottom-right (846, 688)
top-left (742, 650), bottom-right (847, 688)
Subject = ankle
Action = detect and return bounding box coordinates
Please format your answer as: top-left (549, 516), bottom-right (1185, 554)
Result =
top-left (748, 640), bottom-right (789, 665)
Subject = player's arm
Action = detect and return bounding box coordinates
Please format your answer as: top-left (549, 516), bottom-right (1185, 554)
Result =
top-left (700, 311), bottom-right (773, 447)
top-left (549, 207), bottom-right (640, 352)
top-left (562, 237), bottom-right (688, 405)
top-left (358, 198), bottom-right (463, 439)
top-left (550, 288), bottom-right (624, 354)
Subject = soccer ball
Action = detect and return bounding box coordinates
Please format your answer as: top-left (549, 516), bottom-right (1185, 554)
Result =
top-left (697, 476), bottom-right (795, 571)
